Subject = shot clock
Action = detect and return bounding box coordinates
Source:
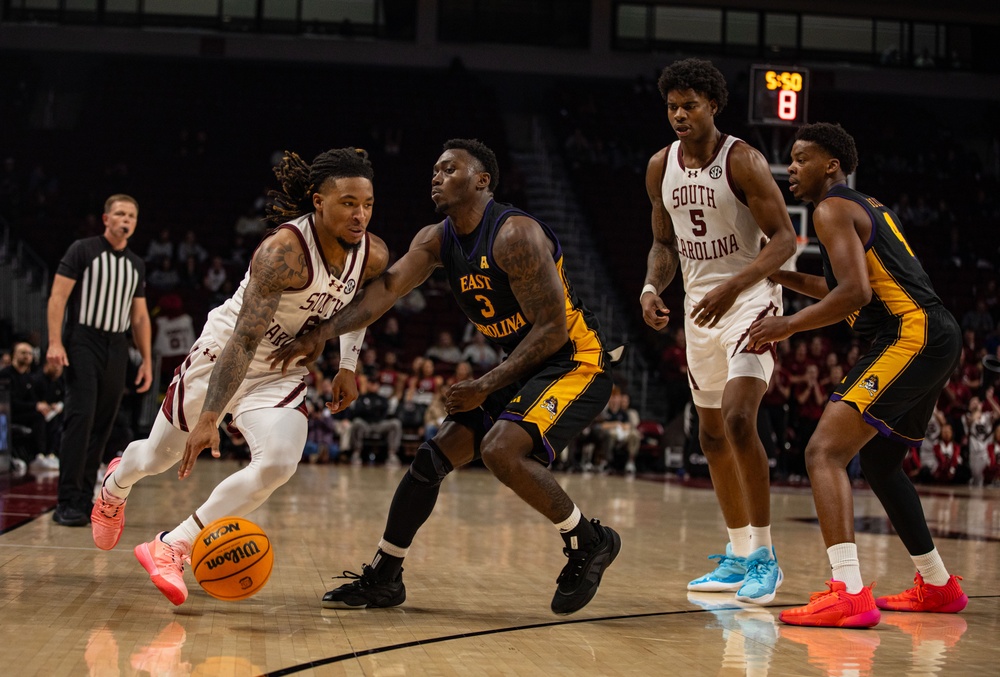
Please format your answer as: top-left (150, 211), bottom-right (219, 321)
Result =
top-left (749, 65), bottom-right (809, 126)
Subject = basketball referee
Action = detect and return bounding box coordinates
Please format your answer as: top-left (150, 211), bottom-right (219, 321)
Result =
top-left (46, 194), bottom-right (152, 526)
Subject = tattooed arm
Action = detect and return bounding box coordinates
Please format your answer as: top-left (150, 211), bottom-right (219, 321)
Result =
top-left (179, 229), bottom-right (308, 479)
top-left (640, 148), bottom-right (680, 332)
top-left (445, 216), bottom-right (566, 413)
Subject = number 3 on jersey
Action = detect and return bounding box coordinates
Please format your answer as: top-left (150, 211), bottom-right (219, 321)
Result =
top-left (475, 294), bottom-right (495, 319)
top-left (690, 209), bottom-right (707, 237)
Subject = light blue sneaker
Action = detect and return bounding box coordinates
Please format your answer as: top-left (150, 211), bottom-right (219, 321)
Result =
top-left (735, 546), bottom-right (783, 604)
top-left (687, 544), bottom-right (748, 592)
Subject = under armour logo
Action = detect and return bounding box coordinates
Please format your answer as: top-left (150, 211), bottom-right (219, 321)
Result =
top-left (203, 348), bottom-right (217, 362)
top-left (687, 170), bottom-right (698, 178)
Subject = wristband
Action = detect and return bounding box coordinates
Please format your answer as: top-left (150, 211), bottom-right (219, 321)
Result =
top-left (640, 284), bottom-right (658, 302)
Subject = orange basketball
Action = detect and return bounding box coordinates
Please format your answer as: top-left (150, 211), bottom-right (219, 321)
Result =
top-left (191, 516), bottom-right (273, 601)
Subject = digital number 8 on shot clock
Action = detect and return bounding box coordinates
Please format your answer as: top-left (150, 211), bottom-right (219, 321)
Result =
top-left (749, 65), bottom-right (809, 126)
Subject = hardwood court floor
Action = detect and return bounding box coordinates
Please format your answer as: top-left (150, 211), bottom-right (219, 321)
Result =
top-left (1, 461), bottom-right (998, 676)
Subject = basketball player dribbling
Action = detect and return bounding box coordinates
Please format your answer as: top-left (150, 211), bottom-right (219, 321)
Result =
top-left (639, 58), bottom-right (797, 604)
top-left (271, 139), bottom-right (621, 616)
top-left (89, 148), bottom-right (389, 605)
top-left (749, 123), bottom-right (967, 627)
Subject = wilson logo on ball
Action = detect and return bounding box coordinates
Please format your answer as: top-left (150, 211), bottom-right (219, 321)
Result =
top-left (204, 539), bottom-right (262, 571)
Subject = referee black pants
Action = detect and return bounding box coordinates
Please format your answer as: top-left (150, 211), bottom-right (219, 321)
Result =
top-left (58, 326), bottom-right (128, 510)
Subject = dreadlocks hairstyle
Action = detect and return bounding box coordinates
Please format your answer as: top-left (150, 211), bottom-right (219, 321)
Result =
top-left (794, 123), bottom-right (859, 176)
top-left (657, 58), bottom-right (729, 114)
top-left (265, 147), bottom-right (374, 223)
top-left (443, 138), bottom-right (500, 192)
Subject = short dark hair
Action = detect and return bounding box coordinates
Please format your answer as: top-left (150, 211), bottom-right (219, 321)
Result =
top-left (443, 138), bottom-right (499, 192)
top-left (794, 123), bottom-right (859, 175)
top-left (657, 58), bottom-right (728, 114)
top-left (266, 147), bottom-right (374, 222)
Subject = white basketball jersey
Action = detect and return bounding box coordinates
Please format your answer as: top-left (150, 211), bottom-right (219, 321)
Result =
top-left (201, 213), bottom-right (369, 374)
top-left (661, 135), bottom-right (770, 307)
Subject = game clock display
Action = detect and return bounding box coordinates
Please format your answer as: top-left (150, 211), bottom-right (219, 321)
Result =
top-left (749, 65), bottom-right (809, 126)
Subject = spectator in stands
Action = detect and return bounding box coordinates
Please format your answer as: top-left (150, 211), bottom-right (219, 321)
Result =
top-left (393, 286), bottom-right (426, 315)
top-left (424, 330), bottom-right (462, 367)
top-left (962, 392), bottom-right (999, 486)
top-left (228, 234), bottom-right (251, 272)
top-left (962, 299), bottom-right (994, 340)
top-left (233, 205), bottom-right (267, 241)
top-left (178, 254), bottom-right (202, 290)
top-left (461, 331), bottom-right (500, 373)
top-left (985, 426), bottom-right (1000, 486)
top-left (347, 376), bottom-right (403, 465)
top-left (375, 350), bottom-right (405, 413)
top-left (790, 364), bottom-right (825, 482)
top-left (202, 256), bottom-right (228, 294)
top-left (175, 229), bottom-right (208, 266)
top-left (785, 339), bottom-right (812, 388)
top-left (600, 386), bottom-right (641, 475)
top-left (358, 347), bottom-right (380, 382)
top-left (0, 341), bottom-right (49, 467)
top-left (933, 424), bottom-right (964, 483)
top-left (152, 294), bottom-right (196, 394)
top-left (374, 315), bottom-right (404, 352)
top-left (145, 227), bottom-right (174, 264)
top-left (148, 256), bottom-right (180, 293)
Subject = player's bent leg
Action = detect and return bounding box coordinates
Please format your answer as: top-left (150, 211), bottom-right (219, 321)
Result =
top-left (323, 424), bottom-right (474, 610)
top-left (480, 421), bottom-right (621, 615)
top-left (195, 408), bottom-right (306, 523)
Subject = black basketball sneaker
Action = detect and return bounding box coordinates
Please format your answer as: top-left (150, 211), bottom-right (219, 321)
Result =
top-left (551, 519), bottom-right (622, 615)
top-left (321, 565), bottom-right (406, 609)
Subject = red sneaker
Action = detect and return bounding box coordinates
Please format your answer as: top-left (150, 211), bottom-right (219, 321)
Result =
top-left (875, 573), bottom-right (967, 613)
top-left (91, 457), bottom-right (126, 550)
top-left (134, 532), bottom-right (190, 606)
top-left (779, 580), bottom-right (881, 628)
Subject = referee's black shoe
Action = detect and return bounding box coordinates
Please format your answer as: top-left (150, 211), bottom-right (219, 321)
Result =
top-left (551, 519), bottom-right (622, 615)
top-left (52, 503), bottom-right (90, 527)
top-left (321, 565), bottom-right (405, 609)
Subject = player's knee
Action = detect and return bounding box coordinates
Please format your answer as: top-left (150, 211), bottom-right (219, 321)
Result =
top-left (408, 440), bottom-right (453, 488)
top-left (723, 406), bottom-right (758, 445)
top-left (699, 429), bottom-right (727, 456)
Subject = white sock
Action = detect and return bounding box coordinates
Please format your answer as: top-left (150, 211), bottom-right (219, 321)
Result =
top-left (163, 516), bottom-right (200, 549)
top-left (377, 538), bottom-right (409, 559)
top-left (750, 525), bottom-right (772, 552)
top-left (555, 505), bottom-right (582, 533)
top-left (912, 548), bottom-right (950, 586)
top-left (728, 525), bottom-right (753, 558)
top-left (827, 542), bottom-right (864, 594)
top-left (102, 472), bottom-right (128, 504)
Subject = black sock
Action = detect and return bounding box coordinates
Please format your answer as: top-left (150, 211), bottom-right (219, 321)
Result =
top-left (561, 515), bottom-right (597, 550)
top-left (371, 549), bottom-right (404, 581)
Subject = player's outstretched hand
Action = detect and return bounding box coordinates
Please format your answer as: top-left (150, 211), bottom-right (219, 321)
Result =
top-left (269, 331), bottom-right (326, 375)
top-left (180, 412), bottom-right (221, 480)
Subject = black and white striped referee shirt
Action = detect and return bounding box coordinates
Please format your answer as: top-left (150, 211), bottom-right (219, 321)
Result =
top-left (56, 236), bottom-right (146, 334)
